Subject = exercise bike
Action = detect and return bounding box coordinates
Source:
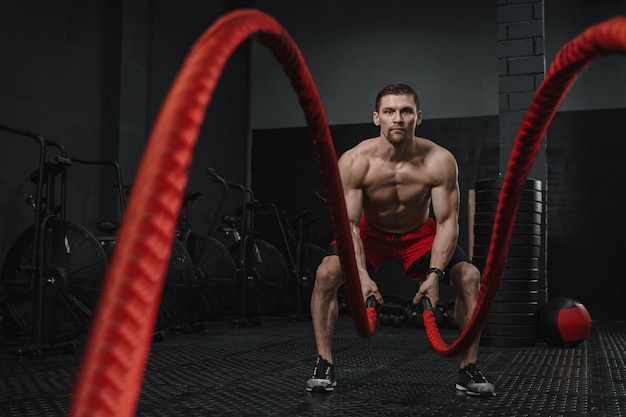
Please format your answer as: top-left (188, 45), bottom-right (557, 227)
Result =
top-left (208, 168), bottom-right (290, 326)
top-left (254, 205), bottom-right (326, 321)
top-left (0, 125), bottom-right (108, 354)
top-left (175, 187), bottom-right (237, 327)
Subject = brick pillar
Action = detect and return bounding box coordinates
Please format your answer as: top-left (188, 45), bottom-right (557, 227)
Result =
top-left (496, 0), bottom-right (548, 308)
top-left (497, 0), bottom-right (546, 180)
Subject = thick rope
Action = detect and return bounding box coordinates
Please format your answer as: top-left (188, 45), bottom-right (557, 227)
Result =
top-left (69, 8), bottom-right (365, 417)
top-left (422, 16), bottom-right (626, 356)
top-left (68, 9), bottom-right (626, 416)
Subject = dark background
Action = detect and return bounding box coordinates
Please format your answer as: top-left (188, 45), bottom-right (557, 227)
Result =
top-left (0, 0), bottom-right (625, 320)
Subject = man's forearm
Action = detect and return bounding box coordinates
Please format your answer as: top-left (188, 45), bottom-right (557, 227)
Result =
top-left (351, 227), bottom-right (370, 276)
top-left (430, 221), bottom-right (459, 271)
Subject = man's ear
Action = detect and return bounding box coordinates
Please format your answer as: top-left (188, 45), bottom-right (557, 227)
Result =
top-left (373, 111), bottom-right (380, 126)
top-left (415, 110), bottom-right (423, 126)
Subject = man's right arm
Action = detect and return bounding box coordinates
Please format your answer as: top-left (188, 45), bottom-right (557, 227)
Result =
top-left (338, 151), bottom-right (383, 304)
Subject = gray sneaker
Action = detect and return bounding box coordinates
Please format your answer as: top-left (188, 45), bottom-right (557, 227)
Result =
top-left (456, 363), bottom-right (496, 397)
top-left (306, 355), bottom-right (337, 393)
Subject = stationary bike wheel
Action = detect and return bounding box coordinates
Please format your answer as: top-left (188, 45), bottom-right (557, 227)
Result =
top-left (1, 219), bottom-right (108, 343)
top-left (0, 298), bottom-right (25, 341)
top-left (229, 239), bottom-right (290, 317)
top-left (155, 239), bottom-right (194, 331)
top-left (185, 233), bottom-right (237, 321)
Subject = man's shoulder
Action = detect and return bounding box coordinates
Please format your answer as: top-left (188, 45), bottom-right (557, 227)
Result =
top-left (416, 136), bottom-right (454, 157)
top-left (415, 136), bottom-right (440, 148)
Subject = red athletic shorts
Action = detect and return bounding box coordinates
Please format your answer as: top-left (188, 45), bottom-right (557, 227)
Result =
top-left (330, 217), bottom-right (436, 279)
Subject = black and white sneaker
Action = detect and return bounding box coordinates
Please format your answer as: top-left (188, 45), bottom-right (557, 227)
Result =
top-left (456, 363), bottom-right (496, 397)
top-left (306, 355), bottom-right (337, 393)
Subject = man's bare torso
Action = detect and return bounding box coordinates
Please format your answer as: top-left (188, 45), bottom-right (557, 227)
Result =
top-left (343, 136), bottom-right (447, 234)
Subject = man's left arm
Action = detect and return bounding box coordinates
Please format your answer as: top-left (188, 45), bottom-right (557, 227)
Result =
top-left (414, 151), bottom-right (460, 307)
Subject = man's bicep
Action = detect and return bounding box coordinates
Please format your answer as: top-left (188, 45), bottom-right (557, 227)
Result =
top-left (431, 159), bottom-right (460, 223)
top-left (344, 187), bottom-right (364, 225)
top-left (338, 151), bottom-right (366, 225)
top-left (431, 185), bottom-right (454, 223)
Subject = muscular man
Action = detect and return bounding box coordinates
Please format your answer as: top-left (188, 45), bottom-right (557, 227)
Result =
top-left (306, 83), bottom-right (495, 397)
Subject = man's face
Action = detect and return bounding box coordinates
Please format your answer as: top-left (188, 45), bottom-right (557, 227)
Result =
top-left (373, 94), bottom-right (422, 145)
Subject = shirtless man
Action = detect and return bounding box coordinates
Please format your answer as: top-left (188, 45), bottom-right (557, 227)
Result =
top-left (305, 83), bottom-right (495, 397)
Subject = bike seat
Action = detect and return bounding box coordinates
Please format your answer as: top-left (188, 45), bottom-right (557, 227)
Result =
top-left (29, 156), bottom-right (72, 184)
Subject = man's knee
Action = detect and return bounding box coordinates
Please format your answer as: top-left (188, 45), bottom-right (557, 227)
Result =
top-left (315, 256), bottom-right (343, 290)
top-left (451, 262), bottom-right (481, 293)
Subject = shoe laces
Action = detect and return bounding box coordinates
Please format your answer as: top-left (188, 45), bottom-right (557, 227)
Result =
top-left (464, 363), bottom-right (489, 384)
top-left (313, 355), bottom-right (333, 379)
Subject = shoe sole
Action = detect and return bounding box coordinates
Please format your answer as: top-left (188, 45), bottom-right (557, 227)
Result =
top-left (456, 384), bottom-right (496, 397)
top-left (467, 391), bottom-right (497, 397)
top-left (306, 386), bottom-right (335, 393)
top-left (306, 380), bottom-right (337, 393)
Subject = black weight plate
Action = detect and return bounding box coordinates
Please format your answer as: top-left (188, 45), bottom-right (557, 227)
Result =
top-left (476, 269), bottom-right (539, 283)
top-left (475, 178), bottom-right (542, 192)
top-left (486, 312), bottom-right (539, 326)
top-left (472, 256), bottom-right (539, 269)
top-left (475, 201), bottom-right (543, 213)
top-left (501, 268), bottom-right (540, 279)
top-left (490, 301), bottom-right (540, 314)
top-left (480, 334), bottom-right (538, 347)
top-left (474, 223), bottom-right (541, 236)
top-left (473, 234), bottom-right (542, 247)
top-left (472, 262), bottom-right (541, 275)
top-left (472, 247), bottom-right (540, 259)
top-left (475, 189), bottom-right (543, 203)
top-left (473, 245), bottom-right (541, 258)
top-left (474, 211), bottom-right (542, 225)
top-left (475, 274), bottom-right (541, 291)
top-left (482, 323), bottom-right (539, 337)
top-left (498, 279), bottom-right (542, 292)
top-left (494, 290), bottom-right (540, 303)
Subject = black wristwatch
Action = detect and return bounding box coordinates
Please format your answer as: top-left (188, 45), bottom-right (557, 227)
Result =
top-left (426, 267), bottom-right (445, 281)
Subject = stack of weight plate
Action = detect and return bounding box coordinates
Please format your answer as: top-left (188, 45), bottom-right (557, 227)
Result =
top-left (472, 177), bottom-right (546, 347)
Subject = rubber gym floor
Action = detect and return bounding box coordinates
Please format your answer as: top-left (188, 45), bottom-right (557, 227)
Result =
top-left (0, 310), bottom-right (624, 417)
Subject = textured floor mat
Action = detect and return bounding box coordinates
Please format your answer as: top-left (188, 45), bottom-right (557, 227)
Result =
top-left (0, 315), bottom-right (624, 416)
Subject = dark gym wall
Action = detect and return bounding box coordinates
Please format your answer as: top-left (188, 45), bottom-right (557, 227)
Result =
top-left (543, 0), bottom-right (626, 320)
top-left (251, 0), bottom-right (499, 128)
top-left (250, 0), bottom-right (500, 255)
top-left (250, 1), bottom-right (626, 320)
top-left (0, 1), bottom-right (252, 269)
top-left (546, 108), bottom-right (626, 322)
top-left (0, 1), bottom-right (111, 266)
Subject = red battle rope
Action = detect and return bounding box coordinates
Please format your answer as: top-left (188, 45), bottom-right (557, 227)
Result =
top-left (67, 9), bottom-right (626, 415)
top-left (69, 8), bottom-right (363, 417)
top-left (421, 15), bottom-right (626, 357)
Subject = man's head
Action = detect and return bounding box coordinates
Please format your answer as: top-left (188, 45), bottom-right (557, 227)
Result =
top-left (374, 83), bottom-right (420, 113)
top-left (373, 83), bottom-right (422, 145)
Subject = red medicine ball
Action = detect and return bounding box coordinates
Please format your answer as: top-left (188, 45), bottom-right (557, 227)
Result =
top-left (538, 297), bottom-right (592, 347)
